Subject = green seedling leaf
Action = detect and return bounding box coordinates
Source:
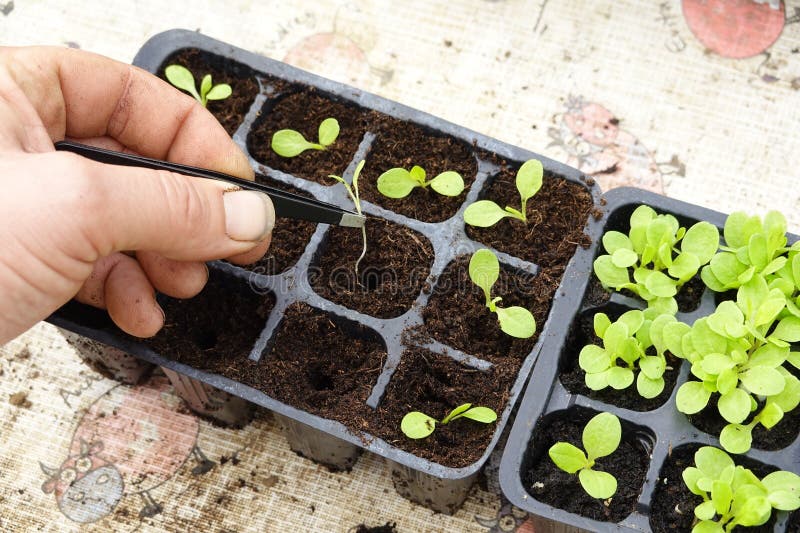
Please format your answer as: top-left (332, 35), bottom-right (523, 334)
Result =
top-left (579, 345), bottom-right (610, 374)
top-left (594, 313), bottom-right (612, 338)
top-left (636, 373), bottom-right (664, 398)
top-left (739, 366), bottom-right (785, 396)
top-left (682, 221), bottom-right (720, 265)
top-left (199, 74), bottom-right (212, 99)
top-left (205, 82), bottom-right (232, 102)
top-left (429, 171), bottom-right (465, 196)
top-left (669, 252), bottom-right (701, 282)
top-left (548, 442), bottom-right (588, 474)
top-left (682, 467), bottom-right (705, 496)
top-left (692, 521), bottom-right (725, 533)
top-left (677, 381), bottom-right (712, 414)
top-left (318, 117), bottom-right (340, 146)
top-left (644, 270), bottom-right (678, 297)
top-left (630, 205), bottom-right (657, 229)
top-left (377, 168), bottom-right (418, 198)
top-left (772, 316), bottom-right (800, 342)
top-left (593, 255), bottom-right (632, 289)
top-left (460, 406), bottom-right (498, 424)
top-left (401, 412), bottom-right (437, 439)
top-left (469, 249), bottom-right (499, 306)
top-left (757, 402), bottom-right (784, 429)
top-left (441, 403), bottom-right (473, 424)
top-left (602, 231), bottom-right (633, 254)
top-left (165, 65), bottom-right (201, 101)
top-left (720, 423), bottom-right (752, 454)
top-left (607, 366), bottom-right (634, 389)
top-left (612, 248), bottom-right (639, 268)
top-left (718, 388), bottom-right (751, 424)
top-left (516, 159), bottom-right (543, 202)
top-left (464, 200), bottom-right (514, 227)
top-left (694, 500), bottom-right (717, 521)
top-left (762, 471), bottom-right (800, 510)
top-left (583, 412), bottom-right (621, 460)
top-left (578, 469), bottom-right (617, 500)
top-left (271, 129), bottom-right (320, 157)
top-left (495, 306), bottom-right (536, 338)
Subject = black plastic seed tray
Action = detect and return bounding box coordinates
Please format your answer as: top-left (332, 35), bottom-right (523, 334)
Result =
top-left (499, 187), bottom-right (799, 532)
top-left (47, 29), bottom-right (601, 514)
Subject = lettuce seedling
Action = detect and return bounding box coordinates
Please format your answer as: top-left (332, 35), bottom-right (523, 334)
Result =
top-left (463, 159), bottom-right (542, 227)
top-left (670, 275), bottom-right (800, 453)
top-left (328, 160), bottom-right (367, 274)
top-left (400, 403), bottom-right (497, 439)
top-left (579, 310), bottom-right (680, 398)
top-left (548, 412), bottom-right (621, 499)
top-left (702, 211), bottom-right (788, 293)
top-left (594, 205), bottom-right (719, 310)
top-left (682, 446), bottom-right (800, 532)
top-left (377, 165), bottom-right (464, 198)
top-left (165, 65), bottom-right (232, 107)
top-left (468, 249), bottom-right (536, 338)
top-left (272, 118), bottom-right (340, 157)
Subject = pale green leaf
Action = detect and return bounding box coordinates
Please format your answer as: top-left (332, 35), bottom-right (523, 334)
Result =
top-left (205, 83), bottom-right (232, 102)
top-left (757, 402), bottom-right (784, 429)
top-left (585, 370), bottom-right (610, 390)
top-left (579, 345), bottom-right (610, 374)
top-left (682, 466), bottom-right (705, 496)
top-left (460, 406), bottom-right (498, 424)
top-left (594, 313), bottom-right (612, 338)
top-left (464, 200), bottom-right (513, 227)
top-left (720, 423), bottom-right (752, 454)
top-left (676, 381), bottom-right (712, 414)
top-left (772, 316), bottom-right (800, 342)
top-left (739, 366), bottom-right (785, 396)
top-left (607, 366), bottom-right (634, 389)
top-left (271, 129), bottom-right (317, 157)
top-left (711, 480), bottom-right (733, 516)
top-left (441, 403), bottom-right (473, 424)
top-left (578, 469), bottom-right (617, 499)
top-left (748, 233), bottom-right (769, 269)
top-left (377, 168), bottom-right (419, 198)
top-left (401, 412), bottom-right (436, 439)
top-left (668, 252), bottom-right (701, 282)
top-left (639, 355), bottom-right (665, 380)
top-left (645, 270), bottom-right (678, 298)
top-left (762, 471), bottom-right (800, 511)
top-left (199, 74), bottom-right (212, 99)
top-left (612, 248), bottom-right (639, 268)
top-left (694, 446), bottom-right (734, 479)
top-left (164, 64), bottom-right (200, 101)
top-left (318, 117), bottom-right (340, 146)
top-left (682, 221), bottom-right (720, 265)
top-left (630, 205), bottom-right (656, 229)
top-left (409, 165), bottom-right (426, 184)
top-left (583, 412), bottom-right (621, 459)
top-left (516, 159), bottom-right (543, 202)
top-left (495, 306), bottom-right (536, 338)
top-left (602, 231), bottom-right (633, 254)
top-left (468, 249), bottom-right (499, 300)
top-left (723, 211), bottom-right (755, 249)
top-left (548, 442), bottom-right (588, 474)
top-left (718, 388), bottom-right (751, 424)
top-left (694, 500), bottom-right (717, 521)
top-left (692, 520), bottom-right (724, 533)
top-left (636, 373), bottom-right (664, 399)
top-left (429, 171), bottom-right (465, 196)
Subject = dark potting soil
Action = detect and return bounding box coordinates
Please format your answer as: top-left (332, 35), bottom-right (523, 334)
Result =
top-left (310, 217), bottom-right (434, 318)
top-left (247, 89), bottom-right (372, 185)
top-left (650, 443), bottom-right (778, 533)
top-left (522, 407), bottom-right (650, 523)
top-left (254, 302), bottom-right (385, 425)
top-left (675, 275), bottom-right (706, 313)
top-left (687, 375), bottom-right (800, 450)
top-left (465, 166), bottom-right (593, 269)
top-left (351, 522), bottom-right (398, 533)
top-left (584, 277), bottom-right (612, 307)
top-left (158, 48), bottom-right (261, 136)
top-left (421, 256), bottom-right (556, 362)
top-left (559, 307), bottom-right (681, 411)
top-left (232, 176), bottom-right (317, 275)
top-left (358, 118), bottom-right (478, 223)
top-left (145, 269), bottom-right (274, 371)
top-left (364, 346), bottom-right (516, 468)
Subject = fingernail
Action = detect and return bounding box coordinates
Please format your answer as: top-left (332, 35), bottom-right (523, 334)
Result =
top-left (223, 190), bottom-right (275, 242)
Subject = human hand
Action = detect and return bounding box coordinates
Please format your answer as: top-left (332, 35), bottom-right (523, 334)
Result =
top-left (0, 46), bottom-right (274, 343)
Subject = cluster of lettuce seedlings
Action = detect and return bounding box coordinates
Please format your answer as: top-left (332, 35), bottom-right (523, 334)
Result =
top-left (165, 65), bottom-right (232, 107)
top-left (682, 446), bottom-right (800, 532)
top-left (568, 206), bottom-right (800, 527)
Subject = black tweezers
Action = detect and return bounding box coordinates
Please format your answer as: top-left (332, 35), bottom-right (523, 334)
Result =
top-left (54, 140), bottom-right (366, 228)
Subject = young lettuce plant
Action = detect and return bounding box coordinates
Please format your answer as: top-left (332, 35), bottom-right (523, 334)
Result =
top-left (593, 205), bottom-right (719, 310)
top-left (328, 160), bottom-right (367, 274)
top-left (669, 275), bottom-right (800, 453)
top-left (377, 165), bottom-right (464, 198)
top-left (165, 65), bottom-right (232, 107)
top-left (701, 211), bottom-right (788, 293)
top-left (272, 117), bottom-right (340, 157)
top-left (682, 446), bottom-right (800, 532)
top-left (548, 412), bottom-right (621, 499)
top-left (400, 403), bottom-right (497, 439)
top-left (579, 310), bottom-right (680, 399)
top-left (463, 159), bottom-right (542, 227)
top-left (468, 249), bottom-right (536, 338)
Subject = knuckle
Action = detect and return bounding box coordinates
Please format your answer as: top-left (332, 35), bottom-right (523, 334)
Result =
top-left (156, 171), bottom-right (211, 233)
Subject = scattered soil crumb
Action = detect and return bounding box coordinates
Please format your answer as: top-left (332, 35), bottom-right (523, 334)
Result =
top-left (9, 392), bottom-right (31, 408)
top-left (352, 522), bottom-right (398, 533)
top-left (15, 348), bottom-right (31, 360)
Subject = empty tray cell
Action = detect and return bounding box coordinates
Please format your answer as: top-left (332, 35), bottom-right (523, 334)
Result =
top-left (233, 175), bottom-right (318, 275)
top-left (364, 346), bottom-right (510, 468)
top-left (309, 217), bottom-right (434, 318)
top-left (559, 303), bottom-right (681, 411)
top-left (465, 164), bottom-right (594, 270)
top-left (157, 48), bottom-right (263, 135)
top-left (247, 89), bottom-right (372, 185)
top-left (685, 366), bottom-right (800, 451)
top-left (358, 119), bottom-right (478, 223)
top-left (649, 443), bottom-right (782, 533)
top-left (256, 302), bottom-right (386, 427)
top-left (145, 268), bottom-right (275, 375)
top-left (521, 406), bottom-right (653, 524)
top-left (421, 255), bottom-right (550, 362)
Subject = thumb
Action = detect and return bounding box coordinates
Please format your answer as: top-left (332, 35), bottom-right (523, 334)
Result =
top-left (75, 154), bottom-right (275, 261)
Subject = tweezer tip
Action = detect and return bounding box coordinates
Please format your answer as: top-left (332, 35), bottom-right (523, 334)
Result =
top-left (339, 213), bottom-right (367, 228)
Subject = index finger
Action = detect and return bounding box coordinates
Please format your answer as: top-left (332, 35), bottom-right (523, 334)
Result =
top-left (1, 45), bottom-right (253, 179)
